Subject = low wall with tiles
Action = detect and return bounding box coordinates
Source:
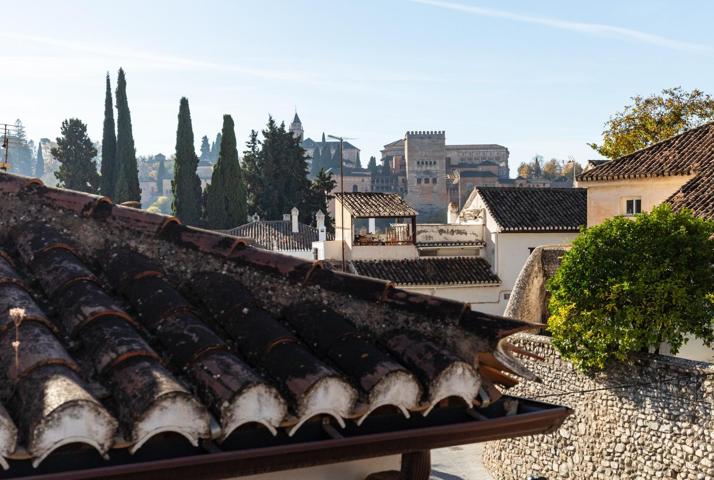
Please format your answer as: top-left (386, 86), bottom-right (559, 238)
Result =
top-left (483, 333), bottom-right (714, 480)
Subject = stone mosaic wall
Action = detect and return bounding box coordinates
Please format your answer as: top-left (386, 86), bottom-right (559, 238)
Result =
top-left (484, 333), bottom-right (714, 480)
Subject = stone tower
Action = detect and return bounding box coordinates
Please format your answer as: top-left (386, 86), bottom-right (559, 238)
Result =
top-left (404, 131), bottom-right (448, 222)
top-left (289, 112), bottom-right (304, 141)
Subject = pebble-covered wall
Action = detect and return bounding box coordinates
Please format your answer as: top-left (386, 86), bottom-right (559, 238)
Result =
top-left (484, 333), bottom-right (714, 480)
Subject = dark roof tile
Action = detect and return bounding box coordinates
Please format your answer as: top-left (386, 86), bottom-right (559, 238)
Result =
top-left (474, 187), bottom-right (587, 232)
top-left (228, 220), bottom-right (331, 251)
top-left (335, 192), bottom-right (418, 217)
top-left (353, 257), bottom-right (500, 285)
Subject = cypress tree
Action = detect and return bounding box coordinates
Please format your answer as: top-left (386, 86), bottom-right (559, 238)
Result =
top-left (210, 132), bottom-right (222, 162)
top-left (113, 68), bottom-right (141, 204)
top-left (171, 97), bottom-right (202, 224)
top-left (156, 153), bottom-right (166, 195)
top-left (51, 118), bottom-right (99, 193)
top-left (99, 73), bottom-right (117, 197)
top-left (241, 129), bottom-right (263, 214)
top-left (206, 115), bottom-right (246, 229)
top-left (35, 141), bottom-right (44, 178)
top-left (355, 151), bottom-right (362, 169)
top-left (199, 135), bottom-right (211, 163)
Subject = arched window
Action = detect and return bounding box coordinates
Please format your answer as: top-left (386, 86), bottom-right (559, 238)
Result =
top-left (352, 185), bottom-right (358, 192)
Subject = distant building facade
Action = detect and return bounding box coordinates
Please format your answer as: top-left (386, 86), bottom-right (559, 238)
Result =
top-left (291, 113), bottom-right (361, 170)
top-left (377, 131), bottom-right (511, 221)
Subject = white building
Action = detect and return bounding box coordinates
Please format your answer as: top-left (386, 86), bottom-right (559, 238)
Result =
top-left (228, 208), bottom-right (330, 260)
top-left (452, 187), bottom-right (587, 314)
top-left (314, 192), bottom-right (505, 314)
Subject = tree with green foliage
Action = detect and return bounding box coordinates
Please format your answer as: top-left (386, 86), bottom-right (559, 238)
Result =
top-left (547, 204), bottom-right (714, 371)
top-left (367, 155), bottom-right (378, 174)
top-left (589, 87), bottom-right (714, 159)
top-left (210, 132), bottom-right (222, 162)
top-left (35, 142), bottom-right (44, 178)
top-left (113, 68), bottom-right (141, 204)
top-left (100, 73), bottom-right (117, 197)
top-left (156, 153), bottom-right (166, 195)
top-left (206, 115), bottom-right (247, 229)
top-left (242, 129), bottom-right (263, 212)
top-left (4, 119), bottom-right (33, 176)
top-left (199, 135), bottom-right (211, 163)
top-left (355, 151), bottom-right (362, 169)
top-left (304, 168), bottom-right (336, 231)
top-left (51, 118), bottom-right (100, 193)
top-left (171, 97), bottom-right (203, 224)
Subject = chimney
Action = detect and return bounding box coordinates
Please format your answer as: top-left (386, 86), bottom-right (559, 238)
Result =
top-left (448, 202), bottom-right (459, 224)
top-left (291, 207), bottom-right (299, 233)
top-left (283, 214), bottom-right (290, 221)
top-left (316, 210), bottom-right (326, 241)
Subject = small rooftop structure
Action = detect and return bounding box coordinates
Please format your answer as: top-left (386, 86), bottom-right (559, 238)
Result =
top-left (335, 192), bottom-right (418, 218)
top-left (228, 209), bottom-right (332, 254)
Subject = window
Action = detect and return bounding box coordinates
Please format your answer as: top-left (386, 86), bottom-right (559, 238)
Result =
top-left (352, 185), bottom-right (358, 192)
top-left (624, 198), bottom-right (642, 216)
top-left (432, 177), bottom-right (437, 184)
top-left (417, 178), bottom-right (422, 184)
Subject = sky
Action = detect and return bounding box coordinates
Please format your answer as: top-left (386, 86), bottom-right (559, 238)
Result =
top-left (2, 0), bottom-right (713, 175)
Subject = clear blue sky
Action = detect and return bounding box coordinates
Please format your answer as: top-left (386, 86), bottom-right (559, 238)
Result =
top-left (2, 0), bottom-right (712, 174)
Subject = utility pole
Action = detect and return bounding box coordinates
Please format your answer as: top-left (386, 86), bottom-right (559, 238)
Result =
top-left (328, 134), bottom-right (355, 272)
top-left (0, 123), bottom-right (20, 172)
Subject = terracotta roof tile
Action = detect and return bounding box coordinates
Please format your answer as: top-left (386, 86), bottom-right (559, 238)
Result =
top-left (0, 171), bottom-right (567, 476)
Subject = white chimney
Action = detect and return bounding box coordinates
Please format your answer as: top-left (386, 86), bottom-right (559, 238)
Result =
top-left (316, 210), bottom-right (326, 241)
top-left (448, 202), bottom-right (459, 224)
top-left (368, 217), bottom-right (376, 234)
top-left (283, 214), bottom-right (291, 221)
top-left (291, 207), bottom-right (299, 233)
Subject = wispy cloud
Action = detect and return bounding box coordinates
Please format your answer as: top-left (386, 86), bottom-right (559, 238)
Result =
top-left (410, 0), bottom-right (713, 54)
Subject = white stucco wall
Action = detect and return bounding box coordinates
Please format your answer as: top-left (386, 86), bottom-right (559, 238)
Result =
top-left (401, 284), bottom-right (506, 316)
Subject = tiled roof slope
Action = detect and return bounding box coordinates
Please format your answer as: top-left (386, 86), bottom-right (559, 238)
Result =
top-left (475, 187), bottom-right (587, 232)
top-left (353, 257), bottom-right (500, 286)
top-left (335, 192), bottom-right (418, 217)
top-left (578, 121), bottom-right (714, 182)
top-left (0, 173), bottom-right (563, 476)
top-left (667, 163), bottom-right (714, 219)
top-left (227, 220), bottom-right (333, 251)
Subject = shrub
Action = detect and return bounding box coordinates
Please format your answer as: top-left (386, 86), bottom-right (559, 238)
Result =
top-left (547, 204), bottom-right (714, 371)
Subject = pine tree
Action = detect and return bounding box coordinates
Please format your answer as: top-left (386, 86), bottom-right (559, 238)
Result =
top-left (100, 73), bottom-right (117, 197)
top-left (35, 141), bottom-right (44, 178)
top-left (171, 97), bottom-right (203, 224)
top-left (7, 120), bottom-right (33, 176)
top-left (206, 115), bottom-right (246, 229)
top-left (367, 155), bottom-right (378, 173)
top-left (355, 151), bottom-right (362, 169)
top-left (113, 68), bottom-right (141, 204)
top-left (52, 118), bottom-right (100, 193)
top-left (199, 135), bottom-right (211, 163)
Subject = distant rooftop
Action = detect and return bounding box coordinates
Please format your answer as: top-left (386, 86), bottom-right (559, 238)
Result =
top-left (335, 192), bottom-right (418, 217)
top-left (472, 187), bottom-right (587, 232)
top-left (353, 257), bottom-right (500, 286)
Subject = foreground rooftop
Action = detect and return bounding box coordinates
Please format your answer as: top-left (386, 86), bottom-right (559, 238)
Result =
top-left (0, 173), bottom-right (568, 479)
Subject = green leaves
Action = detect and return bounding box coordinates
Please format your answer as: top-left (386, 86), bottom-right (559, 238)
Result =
top-left (547, 204), bottom-right (714, 371)
top-left (171, 97), bottom-right (202, 225)
top-left (590, 87), bottom-right (714, 159)
top-left (52, 118), bottom-right (99, 193)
